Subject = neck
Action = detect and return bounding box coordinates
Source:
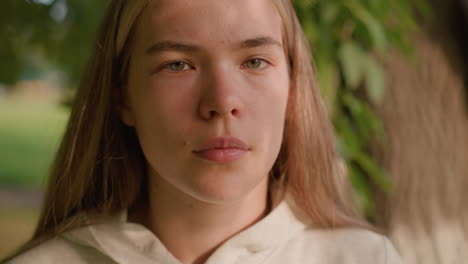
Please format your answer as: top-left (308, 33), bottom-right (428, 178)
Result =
top-left (137, 174), bottom-right (270, 264)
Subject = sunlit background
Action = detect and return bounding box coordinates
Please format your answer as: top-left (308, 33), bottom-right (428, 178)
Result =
top-left (0, 0), bottom-right (108, 257)
top-left (1, 0), bottom-right (467, 263)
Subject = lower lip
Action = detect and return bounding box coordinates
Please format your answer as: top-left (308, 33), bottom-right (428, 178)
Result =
top-left (193, 148), bottom-right (248, 163)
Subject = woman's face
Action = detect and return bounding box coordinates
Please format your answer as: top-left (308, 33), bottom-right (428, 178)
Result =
top-left (122, 0), bottom-right (290, 204)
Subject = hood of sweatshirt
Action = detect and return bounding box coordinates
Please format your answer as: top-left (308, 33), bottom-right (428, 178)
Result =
top-left (61, 200), bottom-right (307, 264)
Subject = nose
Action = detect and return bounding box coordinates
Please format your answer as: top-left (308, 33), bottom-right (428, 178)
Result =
top-left (198, 65), bottom-right (243, 121)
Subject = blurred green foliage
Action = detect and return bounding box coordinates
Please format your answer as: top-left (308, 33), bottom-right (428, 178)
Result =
top-left (0, 0), bottom-right (107, 86)
top-left (0, 0), bottom-right (429, 218)
top-left (294, 0), bottom-right (429, 217)
top-left (0, 100), bottom-right (68, 188)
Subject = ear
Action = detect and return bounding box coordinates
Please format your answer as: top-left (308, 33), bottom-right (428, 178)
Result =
top-left (120, 104), bottom-right (136, 127)
top-left (118, 92), bottom-right (136, 127)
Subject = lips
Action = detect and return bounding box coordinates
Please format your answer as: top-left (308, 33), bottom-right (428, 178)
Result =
top-left (192, 136), bottom-right (250, 163)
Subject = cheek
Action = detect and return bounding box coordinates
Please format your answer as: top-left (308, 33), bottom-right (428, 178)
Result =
top-left (149, 75), bottom-right (196, 112)
top-left (131, 78), bottom-right (196, 162)
top-left (137, 75), bottom-right (196, 127)
top-left (247, 70), bottom-right (289, 163)
top-left (249, 69), bottom-right (289, 128)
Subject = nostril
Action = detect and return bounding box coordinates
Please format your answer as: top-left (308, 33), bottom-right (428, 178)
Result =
top-left (207, 109), bottom-right (238, 118)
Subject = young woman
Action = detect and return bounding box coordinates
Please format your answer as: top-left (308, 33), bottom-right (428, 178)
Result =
top-left (6, 0), bottom-right (401, 263)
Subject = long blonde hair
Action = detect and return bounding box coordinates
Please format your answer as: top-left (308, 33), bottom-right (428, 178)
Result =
top-left (8, 0), bottom-right (375, 259)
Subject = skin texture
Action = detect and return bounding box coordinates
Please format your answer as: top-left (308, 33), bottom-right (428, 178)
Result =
top-left (121, 0), bottom-right (290, 263)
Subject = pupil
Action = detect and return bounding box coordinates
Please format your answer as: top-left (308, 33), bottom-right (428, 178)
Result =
top-left (249, 59), bottom-right (260, 68)
top-left (172, 62), bottom-right (184, 70)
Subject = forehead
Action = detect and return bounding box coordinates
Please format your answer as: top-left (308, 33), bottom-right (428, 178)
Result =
top-left (135, 0), bottom-right (283, 49)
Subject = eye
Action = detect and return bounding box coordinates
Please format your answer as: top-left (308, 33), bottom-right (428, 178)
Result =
top-left (242, 58), bottom-right (269, 69)
top-left (163, 61), bottom-right (192, 72)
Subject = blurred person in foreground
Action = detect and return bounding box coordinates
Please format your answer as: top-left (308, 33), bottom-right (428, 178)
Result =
top-left (5, 0), bottom-right (401, 263)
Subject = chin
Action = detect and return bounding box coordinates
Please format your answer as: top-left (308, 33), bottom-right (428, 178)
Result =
top-left (182, 170), bottom-right (266, 205)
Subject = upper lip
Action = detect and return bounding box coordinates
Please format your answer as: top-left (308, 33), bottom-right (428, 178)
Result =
top-left (193, 136), bottom-right (250, 152)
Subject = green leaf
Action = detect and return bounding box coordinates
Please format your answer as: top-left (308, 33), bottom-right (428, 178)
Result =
top-left (294, 0), bottom-right (316, 10)
top-left (349, 166), bottom-right (376, 216)
top-left (302, 19), bottom-right (317, 46)
top-left (354, 152), bottom-right (391, 193)
top-left (317, 62), bottom-right (339, 116)
top-left (342, 91), bottom-right (384, 141)
top-left (321, 3), bottom-right (339, 23)
top-left (364, 56), bottom-right (386, 104)
top-left (335, 115), bottom-right (362, 159)
top-left (344, 0), bottom-right (388, 52)
top-left (339, 41), bottom-right (365, 89)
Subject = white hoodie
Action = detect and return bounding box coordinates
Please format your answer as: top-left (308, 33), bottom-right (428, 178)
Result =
top-left (8, 201), bottom-right (402, 264)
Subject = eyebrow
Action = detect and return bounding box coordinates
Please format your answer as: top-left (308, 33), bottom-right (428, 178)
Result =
top-left (240, 36), bottom-right (282, 49)
top-left (145, 36), bottom-right (282, 55)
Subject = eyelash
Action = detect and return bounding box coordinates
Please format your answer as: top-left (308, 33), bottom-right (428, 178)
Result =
top-left (158, 58), bottom-right (273, 73)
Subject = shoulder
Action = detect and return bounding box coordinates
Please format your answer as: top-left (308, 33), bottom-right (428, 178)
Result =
top-left (276, 227), bottom-right (402, 264)
top-left (319, 227), bottom-right (401, 263)
top-left (6, 237), bottom-right (79, 264)
top-left (5, 236), bottom-right (112, 264)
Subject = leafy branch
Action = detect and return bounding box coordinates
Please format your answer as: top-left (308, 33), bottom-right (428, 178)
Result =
top-left (293, 0), bottom-right (429, 218)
